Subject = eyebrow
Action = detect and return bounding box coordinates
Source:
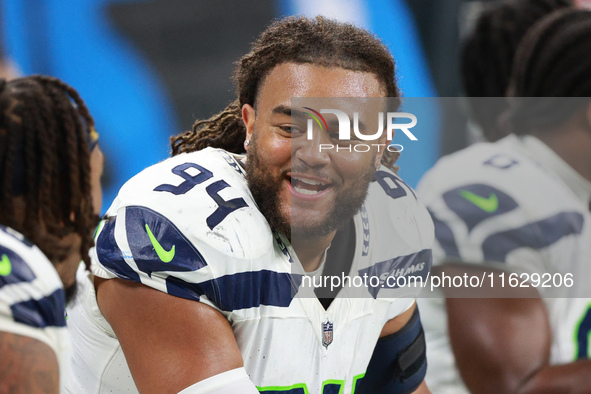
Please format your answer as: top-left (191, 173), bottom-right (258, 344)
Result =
top-left (271, 105), bottom-right (306, 120)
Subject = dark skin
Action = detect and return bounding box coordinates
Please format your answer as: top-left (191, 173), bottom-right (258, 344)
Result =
top-left (95, 63), bottom-right (430, 393)
top-left (0, 331), bottom-right (59, 394)
top-left (95, 278), bottom-right (243, 394)
top-left (439, 261), bottom-right (591, 393)
top-left (448, 297), bottom-right (591, 393)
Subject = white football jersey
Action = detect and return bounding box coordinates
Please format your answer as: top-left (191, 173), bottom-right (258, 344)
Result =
top-left (417, 135), bottom-right (591, 394)
top-left (0, 225), bottom-right (70, 387)
top-left (65, 147), bottom-right (434, 394)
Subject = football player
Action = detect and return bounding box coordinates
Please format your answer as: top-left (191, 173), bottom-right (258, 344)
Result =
top-left (461, 0), bottom-right (572, 142)
top-left (0, 76), bottom-right (103, 393)
top-left (65, 16), bottom-right (434, 394)
top-left (418, 8), bottom-right (591, 393)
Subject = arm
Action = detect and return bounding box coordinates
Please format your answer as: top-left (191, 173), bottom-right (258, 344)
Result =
top-left (447, 297), bottom-right (591, 394)
top-left (411, 381), bottom-right (431, 394)
top-left (0, 331), bottom-right (59, 393)
top-left (356, 302), bottom-right (430, 394)
top-left (95, 277), bottom-right (252, 394)
top-left (380, 303), bottom-right (431, 394)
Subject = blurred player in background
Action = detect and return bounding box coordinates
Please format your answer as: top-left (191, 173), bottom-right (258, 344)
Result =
top-left (419, 8), bottom-right (591, 394)
top-left (461, 0), bottom-right (572, 142)
top-left (0, 76), bottom-right (103, 393)
top-left (65, 16), bottom-right (433, 394)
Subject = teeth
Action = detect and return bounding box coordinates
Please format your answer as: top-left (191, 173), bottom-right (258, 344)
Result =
top-left (294, 185), bottom-right (320, 195)
top-left (292, 177), bottom-right (326, 186)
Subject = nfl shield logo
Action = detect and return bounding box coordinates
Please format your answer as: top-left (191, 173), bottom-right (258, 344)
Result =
top-left (322, 321), bottom-right (334, 348)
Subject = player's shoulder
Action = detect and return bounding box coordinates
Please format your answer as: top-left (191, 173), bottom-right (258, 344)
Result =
top-left (367, 166), bottom-right (434, 251)
top-left (117, 147), bottom-right (247, 204)
top-left (93, 148), bottom-right (275, 298)
top-left (419, 136), bottom-right (580, 216)
top-left (0, 225), bottom-right (66, 330)
top-left (418, 136), bottom-right (587, 264)
top-left (355, 168), bottom-right (433, 300)
top-left (105, 147), bottom-right (271, 256)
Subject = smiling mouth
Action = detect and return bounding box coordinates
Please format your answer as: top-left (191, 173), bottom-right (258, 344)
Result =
top-left (289, 176), bottom-right (331, 196)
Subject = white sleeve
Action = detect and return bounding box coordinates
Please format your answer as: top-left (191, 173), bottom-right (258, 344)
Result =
top-left (177, 368), bottom-right (259, 394)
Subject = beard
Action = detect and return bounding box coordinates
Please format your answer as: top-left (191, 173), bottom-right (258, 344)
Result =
top-left (245, 138), bottom-right (375, 242)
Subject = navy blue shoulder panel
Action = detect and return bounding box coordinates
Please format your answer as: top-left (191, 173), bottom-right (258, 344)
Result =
top-left (124, 206), bottom-right (207, 277)
top-left (0, 245), bottom-right (36, 289)
top-left (0, 236), bottom-right (66, 328)
top-left (166, 270), bottom-right (300, 312)
top-left (358, 249), bottom-right (432, 299)
top-left (482, 211), bottom-right (585, 263)
top-left (442, 184), bottom-right (518, 232)
top-left (96, 216), bottom-right (141, 283)
top-left (427, 209), bottom-right (460, 259)
top-left (10, 288), bottom-right (66, 328)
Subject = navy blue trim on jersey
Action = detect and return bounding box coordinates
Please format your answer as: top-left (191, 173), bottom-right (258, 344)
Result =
top-left (96, 216), bottom-right (141, 283)
top-left (483, 154), bottom-right (519, 169)
top-left (428, 209), bottom-right (460, 258)
top-left (361, 206), bottom-right (370, 257)
top-left (375, 171), bottom-right (417, 200)
top-left (359, 249), bottom-right (432, 299)
top-left (274, 232), bottom-right (294, 263)
top-left (204, 180), bottom-right (249, 230)
top-left (482, 211), bottom-right (585, 263)
top-left (443, 184), bottom-right (518, 232)
top-left (355, 307), bottom-right (426, 394)
top-left (322, 385), bottom-right (342, 394)
top-left (576, 308), bottom-right (591, 359)
top-left (125, 206), bottom-right (207, 277)
top-left (0, 246), bottom-right (37, 289)
top-left (258, 389), bottom-right (306, 394)
top-left (166, 270), bottom-right (301, 312)
top-left (10, 288), bottom-right (66, 328)
top-left (218, 150), bottom-right (246, 177)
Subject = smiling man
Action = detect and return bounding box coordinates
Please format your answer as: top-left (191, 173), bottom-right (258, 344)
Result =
top-left (65, 16), bottom-right (433, 394)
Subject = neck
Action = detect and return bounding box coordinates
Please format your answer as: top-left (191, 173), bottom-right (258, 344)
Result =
top-left (291, 231), bottom-right (336, 272)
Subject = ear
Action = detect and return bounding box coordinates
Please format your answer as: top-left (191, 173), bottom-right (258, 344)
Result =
top-left (242, 104), bottom-right (256, 151)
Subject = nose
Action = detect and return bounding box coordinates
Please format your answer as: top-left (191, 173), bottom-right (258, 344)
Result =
top-left (292, 127), bottom-right (331, 169)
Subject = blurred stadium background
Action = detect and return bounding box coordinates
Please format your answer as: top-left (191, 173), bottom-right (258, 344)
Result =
top-left (1, 0), bottom-right (502, 213)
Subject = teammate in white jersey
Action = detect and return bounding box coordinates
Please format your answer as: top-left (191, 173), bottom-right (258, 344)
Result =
top-left (66, 16), bottom-right (434, 394)
top-left (0, 76), bottom-right (103, 392)
top-left (419, 8), bottom-right (591, 393)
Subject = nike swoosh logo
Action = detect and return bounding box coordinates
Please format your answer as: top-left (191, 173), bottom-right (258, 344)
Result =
top-left (460, 190), bottom-right (499, 213)
top-left (0, 254), bottom-right (12, 276)
top-left (145, 224), bottom-right (175, 263)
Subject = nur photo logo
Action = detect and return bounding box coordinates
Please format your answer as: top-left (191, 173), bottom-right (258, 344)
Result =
top-left (303, 107), bottom-right (418, 152)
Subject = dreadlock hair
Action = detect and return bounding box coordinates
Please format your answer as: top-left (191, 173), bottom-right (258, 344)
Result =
top-left (461, 0), bottom-right (572, 141)
top-left (0, 75), bottom-right (98, 270)
top-left (171, 15), bottom-right (402, 171)
top-left (506, 8), bottom-right (591, 135)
